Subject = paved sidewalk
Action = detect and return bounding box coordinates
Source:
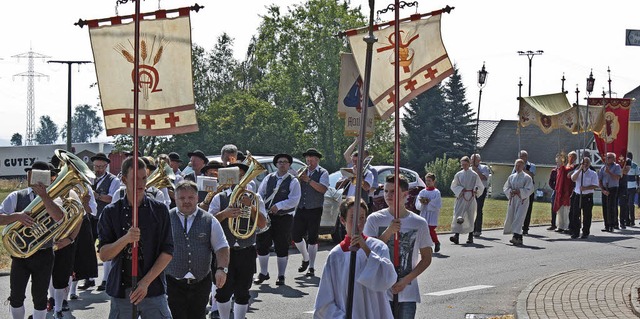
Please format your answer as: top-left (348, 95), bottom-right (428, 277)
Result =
top-left (516, 261), bottom-right (640, 318)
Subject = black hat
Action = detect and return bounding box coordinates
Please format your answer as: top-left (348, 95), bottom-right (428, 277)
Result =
top-left (302, 148), bottom-right (323, 159)
top-left (227, 162), bottom-right (249, 173)
top-left (201, 161), bottom-right (226, 174)
top-left (124, 150), bottom-right (142, 157)
top-left (187, 150), bottom-right (208, 163)
top-left (168, 152), bottom-right (182, 162)
top-left (141, 157), bottom-right (157, 171)
top-left (25, 161), bottom-right (53, 173)
top-left (236, 151), bottom-right (246, 162)
top-left (90, 152), bottom-right (111, 163)
top-left (273, 153), bottom-right (293, 166)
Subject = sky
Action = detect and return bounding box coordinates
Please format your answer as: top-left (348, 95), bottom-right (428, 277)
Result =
top-left (1, 0), bottom-right (640, 146)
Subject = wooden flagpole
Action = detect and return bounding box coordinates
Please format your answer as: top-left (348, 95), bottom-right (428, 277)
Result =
top-left (131, 0), bottom-right (141, 317)
top-left (345, 1), bottom-right (376, 318)
top-left (392, 0), bottom-right (401, 316)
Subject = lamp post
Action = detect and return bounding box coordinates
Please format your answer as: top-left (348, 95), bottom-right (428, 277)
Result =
top-left (475, 62), bottom-right (488, 152)
top-left (584, 70), bottom-right (595, 155)
top-left (517, 50), bottom-right (544, 96)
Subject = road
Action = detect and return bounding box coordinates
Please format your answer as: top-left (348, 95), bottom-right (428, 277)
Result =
top-left (0, 222), bottom-right (638, 319)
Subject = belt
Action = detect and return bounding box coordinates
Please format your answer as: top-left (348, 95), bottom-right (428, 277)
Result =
top-left (171, 272), bottom-right (209, 285)
top-left (573, 192), bottom-right (593, 197)
top-left (231, 245), bottom-right (255, 251)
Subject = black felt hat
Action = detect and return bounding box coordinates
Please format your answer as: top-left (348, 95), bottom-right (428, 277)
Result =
top-left (201, 161), bottom-right (226, 174)
top-left (273, 153), bottom-right (293, 166)
top-left (302, 148), bottom-right (323, 159)
top-left (168, 152), bottom-right (182, 163)
top-left (236, 151), bottom-right (246, 162)
top-left (187, 150), bottom-right (208, 163)
top-left (90, 152), bottom-right (111, 163)
top-left (25, 161), bottom-right (53, 173)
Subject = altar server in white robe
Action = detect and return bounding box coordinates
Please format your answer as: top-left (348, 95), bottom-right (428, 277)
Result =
top-left (503, 159), bottom-right (534, 246)
top-left (314, 197), bottom-right (396, 319)
top-left (449, 156), bottom-right (485, 244)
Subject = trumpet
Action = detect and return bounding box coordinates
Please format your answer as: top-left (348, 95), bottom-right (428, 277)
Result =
top-left (296, 165), bottom-right (308, 179)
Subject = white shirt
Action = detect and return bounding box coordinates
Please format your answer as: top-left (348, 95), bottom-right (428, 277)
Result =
top-left (343, 171), bottom-right (374, 197)
top-left (93, 173), bottom-right (121, 196)
top-left (258, 172), bottom-right (301, 213)
top-left (0, 188), bottom-right (35, 214)
top-left (572, 169), bottom-right (599, 194)
top-left (415, 188), bottom-right (442, 226)
top-left (175, 208), bottom-right (229, 252)
top-left (208, 188), bottom-right (268, 246)
top-left (308, 166), bottom-right (330, 188)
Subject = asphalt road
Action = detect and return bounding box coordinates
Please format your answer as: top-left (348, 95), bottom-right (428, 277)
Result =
top-left (0, 221), bottom-right (638, 319)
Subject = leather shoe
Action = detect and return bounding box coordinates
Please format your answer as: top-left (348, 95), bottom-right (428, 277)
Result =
top-left (449, 235), bottom-right (459, 245)
top-left (306, 268), bottom-right (315, 277)
top-left (620, 225), bottom-right (626, 229)
top-left (69, 294), bottom-right (78, 300)
top-left (78, 279), bottom-right (95, 290)
top-left (522, 230), bottom-right (528, 235)
top-left (298, 260), bottom-right (310, 273)
top-left (275, 275), bottom-right (285, 286)
top-left (601, 228), bottom-right (610, 232)
top-left (571, 234), bottom-right (579, 239)
top-left (434, 242), bottom-right (441, 253)
top-left (472, 231), bottom-right (481, 238)
top-left (466, 234), bottom-right (473, 244)
top-left (580, 233), bottom-right (589, 239)
top-left (96, 281), bottom-right (106, 291)
top-left (547, 225), bottom-right (557, 231)
top-left (253, 273), bottom-right (270, 285)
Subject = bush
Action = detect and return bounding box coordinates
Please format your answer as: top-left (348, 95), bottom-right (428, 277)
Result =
top-left (424, 154), bottom-right (460, 197)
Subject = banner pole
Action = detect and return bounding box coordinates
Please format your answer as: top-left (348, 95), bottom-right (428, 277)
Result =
top-left (391, 0), bottom-right (401, 316)
top-left (130, 0), bottom-right (141, 318)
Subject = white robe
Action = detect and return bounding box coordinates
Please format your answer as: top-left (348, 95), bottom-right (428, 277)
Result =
top-left (314, 237), bottom-right (397, 319)
top-left (503, 171), bottom-right (534, 235)
top-left (450, 169), bottom-right (485, 234)
top-left (415, 188), bottom-right (442, 226)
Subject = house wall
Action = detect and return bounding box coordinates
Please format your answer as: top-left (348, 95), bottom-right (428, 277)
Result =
top-left (629, 122), bottom-right (640, 159)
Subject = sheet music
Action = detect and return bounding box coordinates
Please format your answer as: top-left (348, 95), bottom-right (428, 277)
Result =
top-left (29, 169), bottom-right (51, 187)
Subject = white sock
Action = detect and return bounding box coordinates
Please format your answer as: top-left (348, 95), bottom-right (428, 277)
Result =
top-left (308, 244), bottom-right (318, 269)
top-left (54, 288), bottom-right (66, 312)
top-left (70, 280), bottom-right (78, 296)
top-left (48, 280), bottom-right (54, 301)
top-left (258, 255), bottom-right (269, 275)
top-left (32, 309), bottom-right (46, 319)
top-left (210, 286), bottom-right (218, 312)
top-left (217, 300), bottom-right (232, 319)
top-left (277, 256), bottom-right (288, 277)
top-left (294, 240), bottom-right (309, 261)
top-left (10, 306), bottom-right (25, 319)
top-left (102, 260), bottom-right (112, 282)
top-left (234, 303), bottom-right (249, 319)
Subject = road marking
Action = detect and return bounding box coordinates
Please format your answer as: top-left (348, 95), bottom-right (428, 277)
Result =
top-left (425, 285), bottom-right (494, 296)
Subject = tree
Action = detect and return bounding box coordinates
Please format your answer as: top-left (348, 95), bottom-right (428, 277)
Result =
top-left (441, 65), bottom-right (476, 158)
top-left (60, 104), bottom-right (103, 143)
top-left (10, 133), bottom-right (22, 146)
top-left (35, 115), bottom-right (59, 144)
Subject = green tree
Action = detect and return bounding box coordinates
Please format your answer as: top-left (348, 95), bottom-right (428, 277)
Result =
top-left (60, 104), bottom-right (103, 143)
top-left (441, 65), bottom-right (475, 158)
top-left (424, 154), bottom-right (460, 196)
top-left (10, 133), bottom-right (22, 146)
top-left (35, 115), bottom-right (59, 144)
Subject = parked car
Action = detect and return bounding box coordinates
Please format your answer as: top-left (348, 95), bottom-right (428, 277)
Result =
top-left (204, 154), bottom-right (306, 191)
top-left (321, 165), bottom-right (426, 243)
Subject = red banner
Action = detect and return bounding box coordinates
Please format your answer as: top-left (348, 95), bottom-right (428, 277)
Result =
top-left (588, 98), bottom-right (631, 166)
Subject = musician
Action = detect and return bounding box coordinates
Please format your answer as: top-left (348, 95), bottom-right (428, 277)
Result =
top-left (503, 159), bottom-right (534, 246)
top-left (184, 150), bottom-right (209, 203)
top-left (336, 151), bottom-right (374, 203)
top-left (220, 144), bottom-right (238, 165)
top-left (86, 152), bottom-right (120, 291)
top-left (255, 153), bottom-right (301, 286)
top-left (167, 152), bottom-right (185, 185)
top-left (343, 138), bottom-right (379, 206)
top-left (0, 161), bottom-right (65, 319)
top-left (111, 157), bottom-right (167, 207)
top-left (158, 153), bottom-right (182, 209)
top-left (209, 163), bottom-right (268, 319)
top-left (293, 148), bottom-right (329, 277)
top-left (449, 156), bottom-right (484, 245)
top-left (201, 161), bottom-right (225, 178)
top-left (98, 157), bottom-right (174, 318)
top-left (166, 181), bottom-right (230, 319)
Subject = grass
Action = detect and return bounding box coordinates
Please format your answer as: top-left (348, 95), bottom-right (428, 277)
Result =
top-left (0, 179), bottom-right (25, 271)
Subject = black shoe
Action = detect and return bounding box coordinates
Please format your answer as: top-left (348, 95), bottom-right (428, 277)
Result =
top-left (466, 234), bottom-right (473, 244)
top-left (547, 225), bottom-right (557, 231)
top-left (601, 228), bottom-right (610, 232)
top-left (614, 225), bottom-right (620, 230)
top-left (210, 310), bottom-right (220, 319)
top-left (306, 268), bottom-right (315, 277)
top-left (54, 311), bottom-right (64, 319)
top-left (253, 273), bottom-right (270, 284)
top-left (449, 235), bottom-right (459, 245)
top-left (62, 299), bottom-right (70, 311)
top-left (96, 281), bottom-right (106, 291)
top-left (472, 231), bottom-right (481, 238)
top-left (298, 260), bottom-right (310, 273)
top-left (78, 279), bottom-right (95, 290)
top-left (571, 234), bottom-right (579, 239)
top-left (580, 233), bottom-right (589, 239)
top-left (47, 297), bottom-right (54, 311)
top-left (434, 242), bottom-right (441, 253)
top-left (69, 294), bottom-right (78, 300)
top-left (555, 228), bottom-right (564, 233)
top-left (621, 225), bottom-right (626, 229)
top-left (275, 275), bottom-right (285, 286)
top-left (522, 230), bottom-right (529, 235)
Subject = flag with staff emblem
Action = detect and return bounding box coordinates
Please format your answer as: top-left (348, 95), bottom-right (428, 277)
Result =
top-left (87, 8), bottom-right (198, 136)
top-left (589, 97), bottom-right (631, 166)
top-left (346, 13), bottom-right (453, 119)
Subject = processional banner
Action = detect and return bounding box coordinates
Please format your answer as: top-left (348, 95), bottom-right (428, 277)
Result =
top-left (338, 53), bottom-right (374, 137)
top-left (346, 13), bottom-right (453, 120)
top-left (518, 93), bottom-right (604, 134)
top-left (588, 98), bottom-right (631, 166)
top-left (87, 8), bottom-right (198, 136)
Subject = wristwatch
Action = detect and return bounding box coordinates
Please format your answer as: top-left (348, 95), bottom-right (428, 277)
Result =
top-left (216, 267), bottom-right (228, 274)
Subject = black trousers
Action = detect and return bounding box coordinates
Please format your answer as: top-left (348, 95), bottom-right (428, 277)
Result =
top-left (569, 192), bottom-right (593, 236)
top-left (73, 216), bottom-right (98, 280)
top-left (292, 207), bottom-right (323, 245)
top-left (522, 193), bottom-right (535, 232)
top-left (619, 188), bottom-right (629, 226)
top-left (602, 187), bottom-right (619, 228)
top-left (52, 242), bottom-right (76, 289)
top-left (166, 273), bottom-right (212, 319)
top-left (9, 248), bottom-right (54, 310)
top-left (473, 188), bottom-right (488, 233)
top-left (628, 187), bottom-right (637, 224)
top-left (216, 246), bottom-right (257, 305)
top-left (257, 214), bottom-right (293, 257)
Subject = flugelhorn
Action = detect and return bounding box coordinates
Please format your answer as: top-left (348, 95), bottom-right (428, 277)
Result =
top-left (228, 151), bottom-right (266, 239)
top-left (2, 150), bottom-right (95, 258)
top-left (146, 158), bottom-right (175, 190)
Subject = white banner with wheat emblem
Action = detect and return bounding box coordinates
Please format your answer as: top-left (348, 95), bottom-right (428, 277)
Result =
top-left (88, 10), bottom-right (198, 136)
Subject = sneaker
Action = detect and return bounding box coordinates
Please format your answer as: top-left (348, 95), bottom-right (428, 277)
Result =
top-left (47, 297), bottom-right (54, 312)
top-left (275, 275), bottom-right (285, 286)
top-left (62, 299), bottom-right (70, 311)
top-left (434, 242), bottom-right (441, 253)
top-left (54, 311), bottom-right (64, 319)
top-left (69, 294), bottom-right (78, 300)
top-left (96, 281), bottom-right (107, 291)
top-left (547, 225), bottom-right (557, 231)
top-left (298, 260), bottom-right (310, 273)
top-left (253, 273), bottom-right (270, 285)
top-left (306, 268), bottom-right (315, 277)
top-left (456, 217), bottom-right (464, 224)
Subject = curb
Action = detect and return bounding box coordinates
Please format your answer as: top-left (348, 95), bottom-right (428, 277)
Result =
top-left (514, 269), bottom-right (576, 319)
top-left (632, 283), bottom-right (640, 318)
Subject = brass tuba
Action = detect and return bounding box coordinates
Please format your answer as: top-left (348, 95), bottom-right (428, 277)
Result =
top-left (146, 158), bottom-right (176, 190)
top-left (2, 149), bottom-right (95, 258)
top-left (228, 152), bottom-right (266, 239)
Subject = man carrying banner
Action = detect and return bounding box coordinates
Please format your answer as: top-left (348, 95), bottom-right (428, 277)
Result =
top-left (570, 157), bottom-right (599, 239)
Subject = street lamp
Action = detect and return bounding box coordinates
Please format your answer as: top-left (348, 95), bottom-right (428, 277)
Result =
top-left (517, 50), bottom-right (544, 96)
top-left (586, 70), bottom-right (595, 95)
top-left (475, 62), bottom-right (488, 152)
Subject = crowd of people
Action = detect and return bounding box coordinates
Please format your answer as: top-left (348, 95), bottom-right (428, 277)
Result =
top-left (0, 143), bottom-right (637, 319)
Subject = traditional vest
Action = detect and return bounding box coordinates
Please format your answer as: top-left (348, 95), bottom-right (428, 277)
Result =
top-left (219, 193), bottom-right (256, 248)
top-left (298, 167), bottom-right (326, 210)
top-left (16, 188), bottom-right (53, 249)
top-left (93, 172), bottom-right (116, 217)
top-left (165, 208), bottom-right (213, 281)
top-left (264, 174), bottom-right (294, 214)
